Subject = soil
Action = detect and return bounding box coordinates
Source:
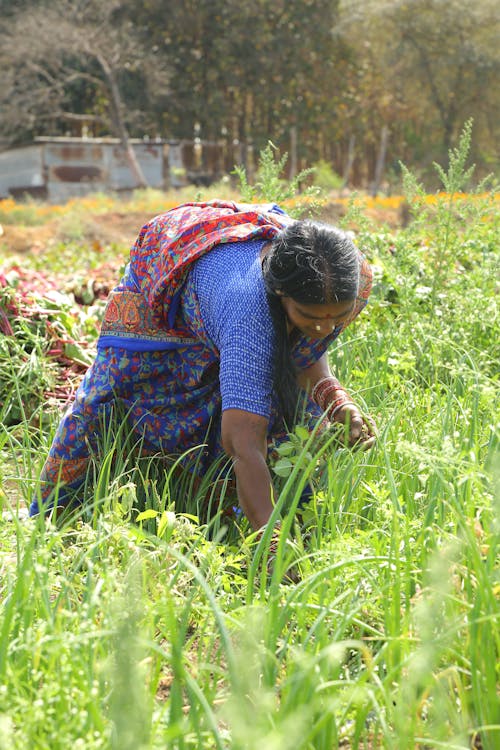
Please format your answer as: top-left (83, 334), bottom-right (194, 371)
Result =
top-left (77, 211), bottom-right (153, 248)
top-left (0, 211), bottom-right (148, 257)
top-left (0, 222), bottom-right (57, 255)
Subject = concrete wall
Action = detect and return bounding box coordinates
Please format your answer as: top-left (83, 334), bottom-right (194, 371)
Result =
top-left (39, 138), bottom-right (166, 202)
top-left (0, 136), bottom-right (248, 201)
top-left (0, 138), bottom-right (167, 201)
top-left (0, 145), bottom-right (45, 199)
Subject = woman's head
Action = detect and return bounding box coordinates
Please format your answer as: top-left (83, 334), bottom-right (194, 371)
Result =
top-left (263, 220), bottom-right (360, 301)
top-left (262, 220), bottom-right (361, 424)
top-left (262, 221), bottom-right (360, 338)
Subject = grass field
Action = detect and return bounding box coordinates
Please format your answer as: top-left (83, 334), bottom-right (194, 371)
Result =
top-left (0, 134), bottom-right (499, 749)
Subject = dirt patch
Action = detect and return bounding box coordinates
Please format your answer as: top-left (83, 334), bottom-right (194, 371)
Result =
top-left (1, 202), bottom-right (407, 262)
top-left (0, 211), bottom-right (152, 257)
top-left (0, 223), bottom-right (56, 255)
top-left (85, 211), bottom-right (152, 248)
top-left (323, 200), bottom-right (406, 229)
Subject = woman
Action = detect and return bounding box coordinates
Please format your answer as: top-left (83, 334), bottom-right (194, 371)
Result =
top-left (30, 200), bottom-right (375, 531)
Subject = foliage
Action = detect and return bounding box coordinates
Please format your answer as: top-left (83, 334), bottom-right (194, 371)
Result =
top-left (1, 1), bottom-right (498, 186)
top-left (338, 0), bottom-right (500, 184)
top-left (233, 142), bottom-right (322, 217)
top-left (0, 134), bottom-right (499, 747)
top-left (400, 119), bottom-right (498, 310)
top-left (0, 0), bottom-right (169, 185)
top-left (0, 269), bottom-right (101, 426)
top-left (311, 160), bottom-right (344, 192)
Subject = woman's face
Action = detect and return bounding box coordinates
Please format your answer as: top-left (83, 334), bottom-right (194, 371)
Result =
top-left (280, 297), bottom-right (355, 339)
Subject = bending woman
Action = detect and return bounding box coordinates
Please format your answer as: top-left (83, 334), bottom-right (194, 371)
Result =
top-left (31, 200), bottom-right (375, 530)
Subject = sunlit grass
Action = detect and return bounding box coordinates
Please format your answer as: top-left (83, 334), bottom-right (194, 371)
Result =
top-left (0, 133), bottom-right (498, 747)
top-left (2, 272), bottom-right (498, 748)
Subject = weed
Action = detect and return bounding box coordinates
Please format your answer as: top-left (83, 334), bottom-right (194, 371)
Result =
top-left (233, 141), bottom-right (323, 217)
top-left (400, 119), bottom-right (499, 313)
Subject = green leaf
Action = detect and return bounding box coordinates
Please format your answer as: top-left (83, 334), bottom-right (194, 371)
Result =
top-left (157, 510), bottom-right (176, 537)
top-left (63, 342), bottom-right (94, 366)
top-left (275, 442), bottom-right (295, 456)
top-left (135, 509), bottom-right (158, 522)
top-left (294, 426), bottom-right (309, 442)
top-left (272, 458), bottom-right (294, 477)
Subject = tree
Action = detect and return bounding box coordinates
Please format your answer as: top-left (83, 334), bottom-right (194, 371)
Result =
top-left (0, 0), bottom-right (170, 187)
top-left (2, 0), bottom-right (497, 189)
top-left (122, 0), bottom-right (346, 169)
top-left (338, 0), bottom-right (500, 182)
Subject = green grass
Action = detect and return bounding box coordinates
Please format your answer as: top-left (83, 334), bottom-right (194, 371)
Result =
top-left (0, 134), bottom-right (499, 748)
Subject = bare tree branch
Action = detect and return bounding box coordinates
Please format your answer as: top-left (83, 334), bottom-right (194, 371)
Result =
top-left (0, 0), bottom-right (171, 186)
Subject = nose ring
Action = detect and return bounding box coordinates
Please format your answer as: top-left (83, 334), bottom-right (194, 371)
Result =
top-left (315, 324), bottom-right (322, 332)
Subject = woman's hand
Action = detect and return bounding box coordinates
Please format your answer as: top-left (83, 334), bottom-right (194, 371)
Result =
top-left (311, 374), bottom-right (377, 450)
top-left (331, 403), bottom-right (377, 449)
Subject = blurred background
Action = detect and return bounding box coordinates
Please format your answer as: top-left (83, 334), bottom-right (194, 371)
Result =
top-left (1, 0), bottom-right (498, 200)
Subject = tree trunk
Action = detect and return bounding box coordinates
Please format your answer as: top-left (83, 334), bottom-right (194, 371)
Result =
top-left (371, 125), bottom-right (389, 196)
top-left (342, 134), bottom-right (356, 193)
top-left (96, 52), bottom-right (149, 189)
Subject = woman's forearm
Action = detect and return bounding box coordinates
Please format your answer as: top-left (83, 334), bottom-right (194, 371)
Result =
top-left (297, 353), bottom-right (333, 392)
top-left (232, 449), bottom-right (275, 530)
top-left (221, 409), bottom-right (276, 530)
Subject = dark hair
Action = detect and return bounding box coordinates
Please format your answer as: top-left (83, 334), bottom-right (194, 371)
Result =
top-left (262, 220), bottom-right (360, 427)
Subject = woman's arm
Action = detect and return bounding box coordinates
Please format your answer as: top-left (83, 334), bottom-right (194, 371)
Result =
top-left (221, 408), bottom-right (275, 530)
top-left (296, 353), bottom-right (331, 392)
top-left (297, 353), bottom-right (376, 447)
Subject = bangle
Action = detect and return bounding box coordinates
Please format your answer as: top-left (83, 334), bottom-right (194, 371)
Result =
top-left (329, 400), bottom-right (355, 420)
top-left (326, 394), bottom-right (350, 413)
top-left (311, 376), bottom-right (341, 404)
top-left (316, 383), bottom-right (338, 404)
top-left (255, 519), bottom-right (281, 536)
top-left (255, 521), bottom-right (281, 556)
top-left (312, 378), bottom-right (353, 415)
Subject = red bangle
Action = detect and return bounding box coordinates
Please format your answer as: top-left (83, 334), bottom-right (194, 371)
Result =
top-left (255, 522), bottom-right (281, 557)
top-left (311, 377), bottom-right (354, 417)
top-left (316, 387), bottom-right (343, 410)
top-left (311, 376), bottom-right (341, 404)
top-left (327, 395), bottom-right (349, 409)
top-left (326, 392), bottom-right (350, 415)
